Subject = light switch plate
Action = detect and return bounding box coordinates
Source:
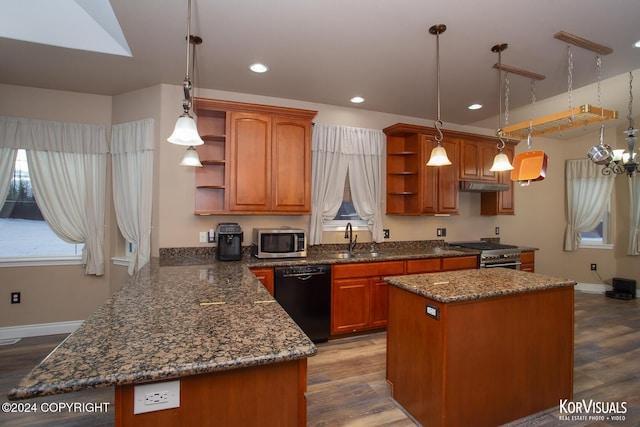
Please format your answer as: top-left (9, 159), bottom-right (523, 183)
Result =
top-left (134, 380), bottom-right (180, 414)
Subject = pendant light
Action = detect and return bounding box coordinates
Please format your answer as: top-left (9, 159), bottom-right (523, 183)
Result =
top-left (426, 24), bottom-right (451, 167)
top-left (167, 0), bottom-right (204, 153)
top-left (179, 145), bottom-right (203, 167)
top-left (489, 43), bottom-right (514, 172)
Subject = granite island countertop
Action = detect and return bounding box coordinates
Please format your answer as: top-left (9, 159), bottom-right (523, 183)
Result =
top-left (8, 259), bottom-right (316, 400)
top-left (385, 268), bottom-right (576, 303)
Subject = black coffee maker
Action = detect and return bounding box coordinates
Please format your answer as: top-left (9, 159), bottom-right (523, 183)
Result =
top-left (215, 223), bottom-right (243, 261)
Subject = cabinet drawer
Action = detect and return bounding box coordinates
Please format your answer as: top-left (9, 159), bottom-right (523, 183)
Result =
top-left (405, 258), bottom-right (441, 274)
top-left (333, 261), bottom-right (404, 279)
top-left (442, 256), bottom-right (478, 271)
top-left (520, 251), bottom-right (535, 263)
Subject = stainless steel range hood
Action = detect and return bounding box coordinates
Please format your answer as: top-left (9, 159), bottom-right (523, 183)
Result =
top-left (459, 181), bottom-right (509, 192)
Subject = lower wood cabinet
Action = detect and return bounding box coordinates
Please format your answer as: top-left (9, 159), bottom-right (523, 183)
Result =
top-left (520, 251), bottom-right (535, 272)
top-left (250, 267), bottom-right (274, 295)
top-left (331, 261), bottom-right (404, 335)
top-left (331, 256), bottom-right (479, 336)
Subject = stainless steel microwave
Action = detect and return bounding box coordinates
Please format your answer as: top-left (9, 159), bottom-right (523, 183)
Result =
top-left (253, 228), bottom-right (307, 259)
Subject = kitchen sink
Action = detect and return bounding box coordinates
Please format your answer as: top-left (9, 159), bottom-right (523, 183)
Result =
top-left (326, 252), bottom-right (387, 259)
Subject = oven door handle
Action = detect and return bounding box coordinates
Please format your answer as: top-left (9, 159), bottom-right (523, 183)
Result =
top-left (483, 261), bottom-right (521, 268)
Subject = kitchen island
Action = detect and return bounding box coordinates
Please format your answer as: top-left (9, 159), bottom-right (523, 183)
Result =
top-left (8, 259), bottom-right (316, 427)
top-left (384, 268), bottom-right (576, 427)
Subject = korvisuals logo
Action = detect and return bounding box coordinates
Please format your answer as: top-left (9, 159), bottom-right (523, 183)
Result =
top-left (558, 399), bottom-right (627, 422)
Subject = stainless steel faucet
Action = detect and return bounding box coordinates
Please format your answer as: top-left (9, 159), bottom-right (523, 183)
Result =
top-left (345, 222), bottom-right (357, 252)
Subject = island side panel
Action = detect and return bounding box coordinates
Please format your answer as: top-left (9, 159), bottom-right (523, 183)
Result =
top-left (387, 285), bottom-right (446, 426)
top-left (114, 358), bottom-right (307, 427)
top-left (444, 286), bottom-right (574, 426)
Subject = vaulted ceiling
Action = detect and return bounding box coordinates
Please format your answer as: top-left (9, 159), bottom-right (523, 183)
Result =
top-left (2, 0), bottom-right (640, 131)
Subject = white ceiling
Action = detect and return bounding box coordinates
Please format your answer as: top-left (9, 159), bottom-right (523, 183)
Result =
top-left (2, 0), bottom-right (640, 131)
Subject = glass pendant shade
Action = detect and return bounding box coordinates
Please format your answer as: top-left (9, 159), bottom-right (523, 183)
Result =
top-left (426, 145), bottom-right (451, 166)
top-left (179, 146), bottom-right (203, 167)
top-left (489, 152), bottom-right (514, 172)
top-left (168, 113), bottom-right (204, 146)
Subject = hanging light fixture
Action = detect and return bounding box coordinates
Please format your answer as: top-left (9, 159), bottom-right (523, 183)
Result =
top-left (426, 24), bottom-right (451, 167)
top-left (489, 43), bottom-right (514, 172)
top-left (167, 0), bottom-right (204, 158)
top-left (179, 145), bottom-right (203, 167)
top-left (591, 71), bottom-right (639, 177)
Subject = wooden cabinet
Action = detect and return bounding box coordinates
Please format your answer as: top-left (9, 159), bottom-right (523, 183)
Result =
top-left (406, 255), bottom-right (479, 273)
top-left (193, 98), bottom-right (316, 215)
top-left (331, 256), bottom-right (478, 335)
top-left (459, 139), bottom-right (499, 182)
top-left (331, 261), bottom-right (404, 334)
top-left (384, 123), bottom-right (519, 216)
top-left (422, 136), bottom-right (459, 215)
top-left (384, 124), bottom-right (459, 215)
top-left (250, 267), bottom-right (274, 295)
top-left (481, 144), bottom-right (515, 215)
top-left (520, 251), bottom-right (535, 272)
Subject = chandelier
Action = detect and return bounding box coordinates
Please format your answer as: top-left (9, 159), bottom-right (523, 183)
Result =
top-left (588, 71), bottom-right (638, 177)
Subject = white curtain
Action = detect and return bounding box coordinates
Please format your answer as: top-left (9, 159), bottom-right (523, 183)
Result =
top-left (111, 119), bottom-right (154, 275)
top-left (0, 148), bottom-right (17, 205)
top-left (628, 174), bottom-right (640, 255)
top-left (310, 124), bottom-right (384, 244)
top-left (0, 116), bottom-right (108, 275)
top-left (564, 159), bottom-right (615, 251)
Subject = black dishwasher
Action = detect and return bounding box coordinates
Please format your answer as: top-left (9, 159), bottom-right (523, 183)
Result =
top-left (274, 265), bottom-right (331, 343)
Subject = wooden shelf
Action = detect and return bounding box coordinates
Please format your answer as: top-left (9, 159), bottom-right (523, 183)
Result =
top-left (389, 171), bottom-right (418, 176)
top-left (201, 134), bottom-right (226, 141)
top-left (389, 151), bottom-right (418, 156)
top-left (197, 185), bottom-right (226, 189)
top-left (389, 192), bottom-right (418, 195)
top-left (201, 160), bottom-right (226, 165)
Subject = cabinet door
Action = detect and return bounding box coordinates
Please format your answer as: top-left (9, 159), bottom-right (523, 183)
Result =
top-left (229, 112), bottom-right (271, 211)
top-left (481, 144), bottom-right (515, 215)
top-left (271, 118), bottom-right (311, 212)
top-left (438, 138), bottom-right (459, 213)
top-left (460, 140), bottom-right (498, 182)
top-left (331, 278), bottom-right (370, 334)
top-left (370, 278), bottom-right (389, 328)
top-left (250, 267), bottom-right (274, 295)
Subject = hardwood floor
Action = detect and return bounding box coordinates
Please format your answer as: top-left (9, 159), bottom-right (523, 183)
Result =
top-left (1, 291), bottom-right (638, 426)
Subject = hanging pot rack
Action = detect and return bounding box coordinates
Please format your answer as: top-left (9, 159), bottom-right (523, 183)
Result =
top-left (501, 31), bottom-right (618, 139)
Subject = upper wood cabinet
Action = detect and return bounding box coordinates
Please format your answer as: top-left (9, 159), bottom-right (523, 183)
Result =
top-left (384, 123), bottom-right (519, 216)
top-left (459, 139), bottom-right (499, 182)
top-left (481, 143), bottom-right (515, 215)
top-left (193, 98), bottom-right (316, 215)
top-left (384, 124), bottom-right (459, 215)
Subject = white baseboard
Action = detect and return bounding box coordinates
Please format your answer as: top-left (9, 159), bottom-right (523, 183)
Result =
top-left (575, 282), bottom-right (610, 294)
top-left (0, 320), bottom-right (83, 340)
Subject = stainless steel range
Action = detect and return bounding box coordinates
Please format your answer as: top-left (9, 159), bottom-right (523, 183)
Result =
top-left (449, 241), bottom-right (522, 269)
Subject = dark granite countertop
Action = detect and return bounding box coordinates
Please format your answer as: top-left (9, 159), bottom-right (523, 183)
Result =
top-left (385, 268), bottom-right (576, 303)
top-left (160, 240), bottom-right (478, 268)
top-left (8, 259), bottom-right (316, 400)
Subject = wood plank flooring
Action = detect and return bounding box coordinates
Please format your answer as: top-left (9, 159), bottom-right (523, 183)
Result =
top-left (1, 291), bottom-right (638, 426)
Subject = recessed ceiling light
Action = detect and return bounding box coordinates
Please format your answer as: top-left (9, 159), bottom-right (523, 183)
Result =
top-left (249, 63), bottom-right (269, 73)
top-left (634, 40), bottom-right (640, 48)
top-left (468, 103), bottom-right (483, 110)
top-left (350, 96), bottom-right (365, 103)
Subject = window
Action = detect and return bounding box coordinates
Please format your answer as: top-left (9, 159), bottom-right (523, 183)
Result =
top-left (579, 200), bottom-right (612, 249)
top-left (323, 170), bottom-right (368, 231)
top-left (0, 149), bottom-right (84, 261)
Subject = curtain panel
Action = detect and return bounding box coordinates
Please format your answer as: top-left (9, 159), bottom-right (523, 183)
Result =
top-left (111, 119), bottom-right (154, 275)
top-left (0, 116), bottom-right (107, 275)
top-left (628, 175), bottom-right (640, 255)
top-left (0, 148), bottom-right (17, 206)
top-left (564, 159), bottom-right (615, 251)
top-left (310, 124), bottom-right (384, 245)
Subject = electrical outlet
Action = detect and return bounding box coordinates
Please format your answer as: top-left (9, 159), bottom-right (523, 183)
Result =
top-left (436, 228), bottom-right (442, 237)
top-left (11, 292), bottom-right (20, 304)
top-left (495, 226), bottom-right (500, 235)
top-left (591, 263), bottom-right (597, 271)
top-left (383, 229), bottom-right (390, 239)
top-left (134, 380), bottom-right (180, 414)
top-left (199, 231), bottom-right (207, 243)
top-left (441, 228), bottom-right (446, 237)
